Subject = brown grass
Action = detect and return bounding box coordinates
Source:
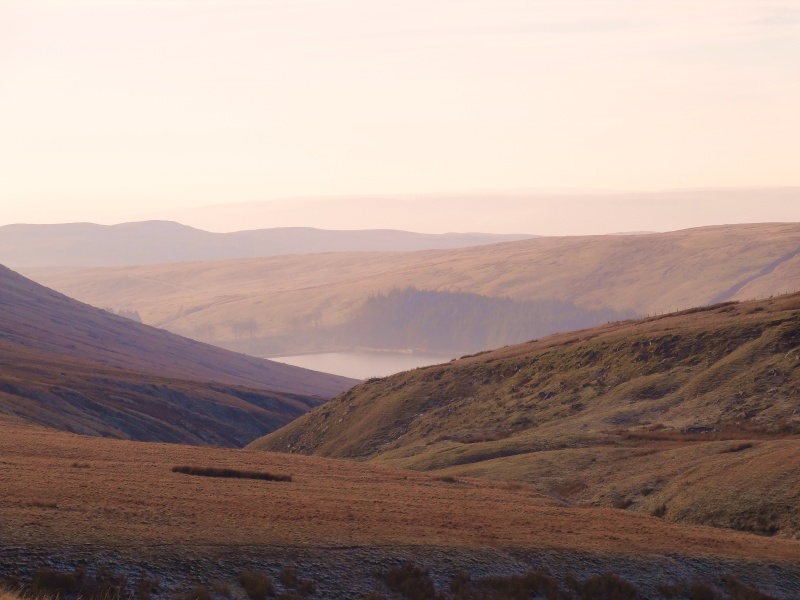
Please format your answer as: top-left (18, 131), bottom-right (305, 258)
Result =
top-left (3, 421), bottom-right (800, 563)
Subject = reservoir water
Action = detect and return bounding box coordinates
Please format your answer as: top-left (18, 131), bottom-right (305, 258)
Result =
top-left (267, 350), bottom-right (455, 380)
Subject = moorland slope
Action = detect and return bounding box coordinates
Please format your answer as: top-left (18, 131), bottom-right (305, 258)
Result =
top-left (252, 293), bottom-right (800, 537)
top-left (0, 265), bottom-right (355, 445)
top-left (24, 223), bottom-right (800, 356)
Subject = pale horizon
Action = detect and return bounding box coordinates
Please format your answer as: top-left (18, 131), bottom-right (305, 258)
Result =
top-left (1, 187), bottom-right (799, 237)
top-left (2, 1), bottom-right (799, 230)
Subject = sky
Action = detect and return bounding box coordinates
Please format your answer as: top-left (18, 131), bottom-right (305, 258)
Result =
top-left (1, 0), bottom-right (799, 231)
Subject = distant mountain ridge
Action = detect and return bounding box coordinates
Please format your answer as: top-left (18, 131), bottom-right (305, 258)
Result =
top-left (143, 188), bottom-right (800, 234)
top-left (0, 221), bottom-right (536, 268)
top-left (0, 264), bottom-right (355, 445)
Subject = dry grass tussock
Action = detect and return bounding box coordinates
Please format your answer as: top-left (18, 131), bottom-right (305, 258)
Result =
top-left (372, 562), bottom-right (779, 600)
top-left (0, 590), bottom-right (23, 600)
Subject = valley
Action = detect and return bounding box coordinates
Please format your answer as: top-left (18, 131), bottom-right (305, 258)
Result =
top-left (22, 223), bottom-right (800, 363)
top-left (3, 224), bottom-right (800, 597)
top-left (5, 2), bottom-right (800, 596)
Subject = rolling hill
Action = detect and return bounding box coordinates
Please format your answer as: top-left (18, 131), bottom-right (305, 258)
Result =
top-left (0, 220), bottom-right (534, 269)
top-left (250, 292), bottom-right (800, 538)
top-left (22, 223), bottom-right (800, 358)
top-left (0, 265), bottom-right (355, 446)
top-left (145, 188), bottom-right (800, 235)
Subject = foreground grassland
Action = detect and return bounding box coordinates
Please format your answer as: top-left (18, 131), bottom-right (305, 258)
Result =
top-left (2, 420), bottom-right (800, 597)
top-left (3, 420), bottom-right (784, 555)
top-left (252, 293), bottom-right (800, 538)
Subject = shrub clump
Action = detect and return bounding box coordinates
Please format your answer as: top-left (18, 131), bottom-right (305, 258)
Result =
top-left (452, 569), bottom-right (566, 600)
top-left (172, 466), bottom-right (291, 482)
top-left (178, 585), bottom-right (214, 600)
top-left (433, 476), bottom-right (459, 484)
top-left (721, 443), bottom-right (754, 453)
top-left (654, 576), bottom-right (777, 600)
top-left (720, 575), bottom-right (778, 600)
top-left (238, 570), bottom-right (275, 600)
top-left (278, 567), bottom-right (316, 597)
top-left (385, 563), bottom-right (442, 600)
top-left (652, 503), bottom-right (668, 518)
top-left (30, 568), bottom-right (77, 598)
top-left (135, 575), bottom-right (161, 600)
top-left (30, 565), bottom-right (128, 600)
top-left (576, 573), bottom-right (640, 600)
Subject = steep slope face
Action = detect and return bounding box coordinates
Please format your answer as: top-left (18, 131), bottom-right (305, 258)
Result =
top-left (0, 220), bottom-right (534, 268)
top-left (0, 265), bottom-right (353, 397)
top-left (0, 265), bottom-right (356, 445)
top-left (24, 223), bottom-right (800, 356)
top-left (251, 293), bottom-right (800, 536)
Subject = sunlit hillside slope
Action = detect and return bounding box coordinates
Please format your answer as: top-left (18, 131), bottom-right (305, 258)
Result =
top-left (251, 293), bottom-right (800, 537)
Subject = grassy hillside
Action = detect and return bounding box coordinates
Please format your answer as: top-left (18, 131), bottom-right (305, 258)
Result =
top-left (24, 223), bottom-right (800, 356)
top-left (251, 293), bottom-right (800, 536)
top-left (2, 420), bottom-right (800, 598)
top-left (0, 265), bottom-right (355, 446)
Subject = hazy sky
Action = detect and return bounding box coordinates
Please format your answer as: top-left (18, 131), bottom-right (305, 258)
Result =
top-left (1, 0), bottom-right (799, 228)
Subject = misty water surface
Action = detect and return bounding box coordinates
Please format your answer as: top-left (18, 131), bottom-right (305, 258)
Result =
top-left (268, 351), bottom-right (455, 380)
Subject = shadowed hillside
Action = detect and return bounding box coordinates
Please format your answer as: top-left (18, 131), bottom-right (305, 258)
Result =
top-left (24, 223), bottom-right (800, 358)
top-left (0, 265), bottom-right (355, 445)
top-left (0, 221), bottom-right (534, 268)
top-left (251, 293), bottom-right (800, 537)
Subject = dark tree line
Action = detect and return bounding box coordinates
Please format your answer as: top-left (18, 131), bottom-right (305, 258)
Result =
top-left (340, 287), bottom-right (635, 354)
